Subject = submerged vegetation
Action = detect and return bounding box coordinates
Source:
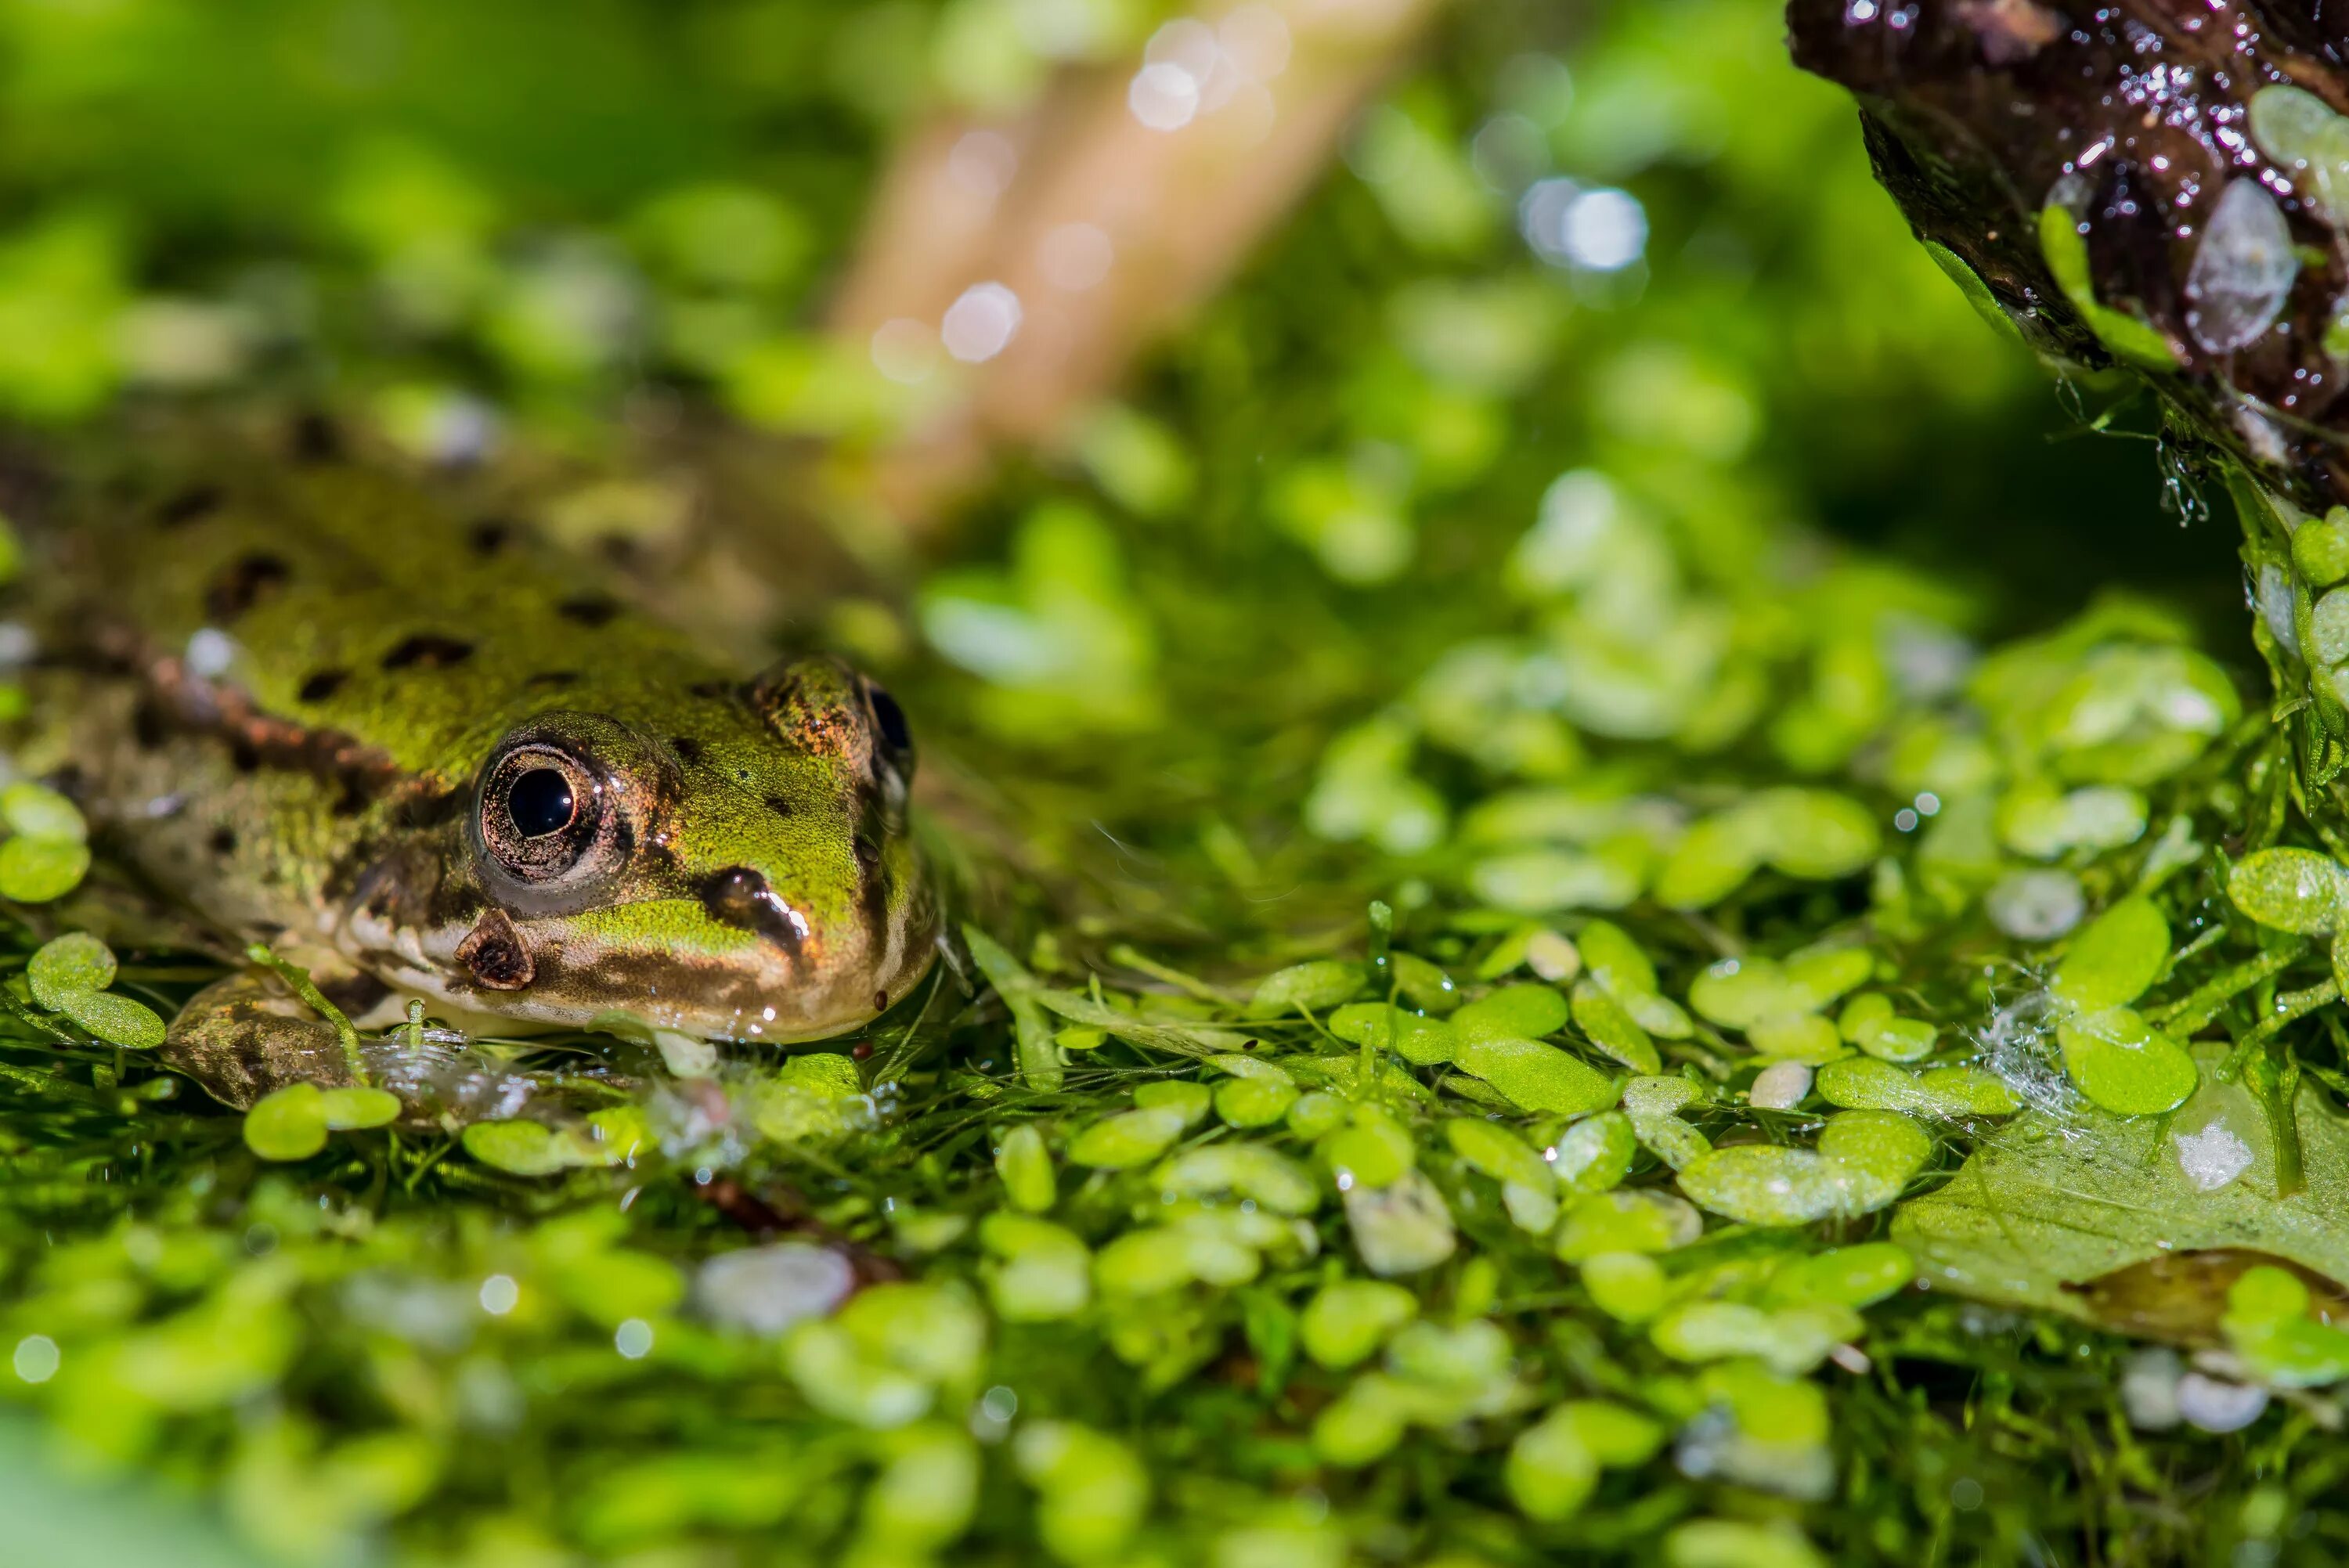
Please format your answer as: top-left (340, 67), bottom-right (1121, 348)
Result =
top-left (2, 1), bottom-right (2347, 1565)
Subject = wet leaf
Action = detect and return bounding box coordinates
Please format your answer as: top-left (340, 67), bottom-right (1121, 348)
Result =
top-left (0, 780), bottom-right (86, 842)
top-left (1247, 961), bottom-right (1362, 1018)
top-left (1326, 1002), bottom-right (1455, 1065)
top-left (1132, 1080), bottom-right (1211, 1127)
top-left (1677, 1111), bottom-right (1929, 1226)
top-left (1445, 1117), bottom-right (1553, 1191)
top-left (1344, 1168), bottom-right (1456, 1276)
top-left (994, 1124), bottom-right (1056, 1213)
top-left (1814, 1058), bottom-right (2018, 1118)
top-left (1451, 1035), bottom-right (1618, 1116)
top-left (2228, 848), bottom-right (2347, 935)
top-left (1450, 983), bottom-right (1568, 1042)
top-left (0, 834), bottom-right (89, 903)
top-left (1571, 979), bottom-right (1658, 1072)
top-left (2057, 1007), bottom-right (2198, 1116)
top-left (462, 1119), bottom-right (578, 1177)
top-left (27, 930), bottom-right (114, 1007)
top-left (1896, 1044), bottom-right (2349, 1331)
top-left (1158, 1143), bottom-right (1319, 1215)
top-left (1553, 1189), bottom-right (1702, 1260)
top-left (244, 1083), bottom-right (330, 1162)
top-left (2052, 896), bottom-right (2168, 1012)
top-left (317, 1086), bottom-right (401, 1130)
top-left (58, 989), bottom-right (166, 1051)
top-left (1553, 1111), bottom-right (1636, 1193)
top-left (1067, 1105), bottom-right (1191, 1170)
top-left (1301, 1279), bottom-right (1418, 1369)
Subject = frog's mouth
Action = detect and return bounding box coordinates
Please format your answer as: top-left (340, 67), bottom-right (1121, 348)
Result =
top-left (395, 878), bottom-right (940, 1044)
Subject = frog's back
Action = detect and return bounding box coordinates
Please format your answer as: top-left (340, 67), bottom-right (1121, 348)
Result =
top-left (13, 440), bottom-right (745, 947)
top-left (43, 454), bottom-right (723, 780)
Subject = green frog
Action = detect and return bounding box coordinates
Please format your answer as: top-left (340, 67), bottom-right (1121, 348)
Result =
top-left (8, 432), bottom-right (939, 1114)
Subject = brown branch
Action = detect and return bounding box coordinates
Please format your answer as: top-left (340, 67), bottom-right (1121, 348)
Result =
top-left (1788, 0), bottom-right (2349, 510)
top-left (831, 0), bottom-right (1449, 529)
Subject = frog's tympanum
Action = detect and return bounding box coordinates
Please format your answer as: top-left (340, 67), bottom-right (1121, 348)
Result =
top-left (11, 445), bottom-right (937, 1111)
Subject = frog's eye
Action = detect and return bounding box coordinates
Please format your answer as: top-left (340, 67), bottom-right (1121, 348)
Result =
top-left (477, 744), bottom-right (607, 884)
top-left (864, 680), bottom-right (915, 780)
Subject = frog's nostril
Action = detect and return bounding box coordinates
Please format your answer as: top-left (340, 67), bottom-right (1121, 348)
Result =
top-left (700, 865), bottom-right (810, 953)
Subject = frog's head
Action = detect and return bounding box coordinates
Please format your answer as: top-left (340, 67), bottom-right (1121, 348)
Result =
top-left (441, 654), bottom-right (936, 1041)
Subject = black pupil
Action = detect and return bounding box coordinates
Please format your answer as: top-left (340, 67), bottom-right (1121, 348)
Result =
top-left (507, 767), bottom-right (576, 838)
top-left (868, 685), bottom-right (912, 754)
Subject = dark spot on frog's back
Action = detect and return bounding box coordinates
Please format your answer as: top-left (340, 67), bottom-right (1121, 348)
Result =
top-left (298, 669), bottom-right (348, 703)
top-left (672, 737), bottom-right (705, 766)
top-left (156, 484), bottom-right (224, 528)
top-left (700, 866), bottom-right (806, 953)
top-left (209, 824), bottom-right (236, 856)
top-left (467, 518), bottom-right (516, 556)
top-left (557, 596), bottom-right (622, 628)
top-left (526, 671), bottom-right (580, 690)
top-left (382, 634), bottom-right (474, 671)
top-left (204, 553), bottom-right (291, 622)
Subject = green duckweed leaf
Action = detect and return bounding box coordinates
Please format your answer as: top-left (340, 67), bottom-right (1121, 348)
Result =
top-left (1067, 1105), bottom-right (1191, 1170)
top-left (1761, 1242), bottom-right (1915, 1310)
top-left (2052, 896), bottom-right (2169, 1012)
top-left (1326, 1002), bottom-right (1456, 1065)
top-left (1814, 1058), bottom-right (2019, 1118)
top-left (2228, 848), bottom-right (2348, 935)
top-left (1450, 982), bottom-right (1568, 1042)
top-left (1676, 1110), bottom-right (1929, 1226)
top-left (1452, 1035), bottom-right (1618, 1116)
top-left (2295, 506), bottom-right (2349, 588)
top-left (1286, 1091), bottom-right (1349, 1139)
top-left (316, 1086), bottom-right (400, 1130)
top-left (1391, 952), bottom-right (1459, 1012)
top-left (995, 1123), bottom-right (1057, 1212)
top-left (1553, 1111), bottom-right (1636, 1193)
top-left (982, 1214), bottom-right (1092, 1321)
top-left (1319, 1108), bottom-right (1416, 1189)
top-left (1553, 1189), bottom-right (1702, 1261)
top-left (27, 931), bottom-right (114, 1007)
top-left (57, 989), bottom-right (165, 1051)
top-left (2224, 1267), bottom-right (2349, 1387)
top-left (1652, 811), bottom-right (1766, 909)
top-left (1132, 1080), bottom-right (1211, 1127)
top-left (1343, 1167), bottom-right (1456, 1276)
top-left (1504, 1407), bottom-right (1600, 1523)
top-left (1301, 1279), bottom-right (1419, 1369)
top-left (2038, 203), bottom-right (2181, 369)
top-left (2057, 1007), bottom-right (2198, 1116)
top-left (1013, 1421), bottom-right (1146, 1563)
top-left (1247, 961), bottom-right (1362, 1018)
top-left (244, 1083), bottom-right (330, 1162)
top-left (1215, 1076), bottom-right (1299, 1127)
top-left (1157, 1143), bottom-right (1319, 1214)
top-left (1781, 946), bottom-right (1873, 1010)
top-left (0, 780), bottom-right (87, 842)
top-left (1745, 1012), bottom-right (1845, 1064)
top-left (1570, 979), bottom-right (1658, 1072)
top-left (1750, 788), bottom-right (1882, 879)
top-left (1445, 1117), bottom-right (1553, 1192)
top-left (1923, 240), bottom-right (2024, 342)
top-left (1577, 919), bottom-right (1669, 1004)
top-left (1687, 957), bottom-right (1797, 1029)
top-left (1580, 1251), bottom-right (1667, 1321)
top-left (463, 1119), bottom-right (579, 1177)
top-left (2248, 85), bottom-right (2349, 225)
top-left (1997, 782), bottom-right (2148, 860)
top-left (0, 834), bottom-right (89, 903)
